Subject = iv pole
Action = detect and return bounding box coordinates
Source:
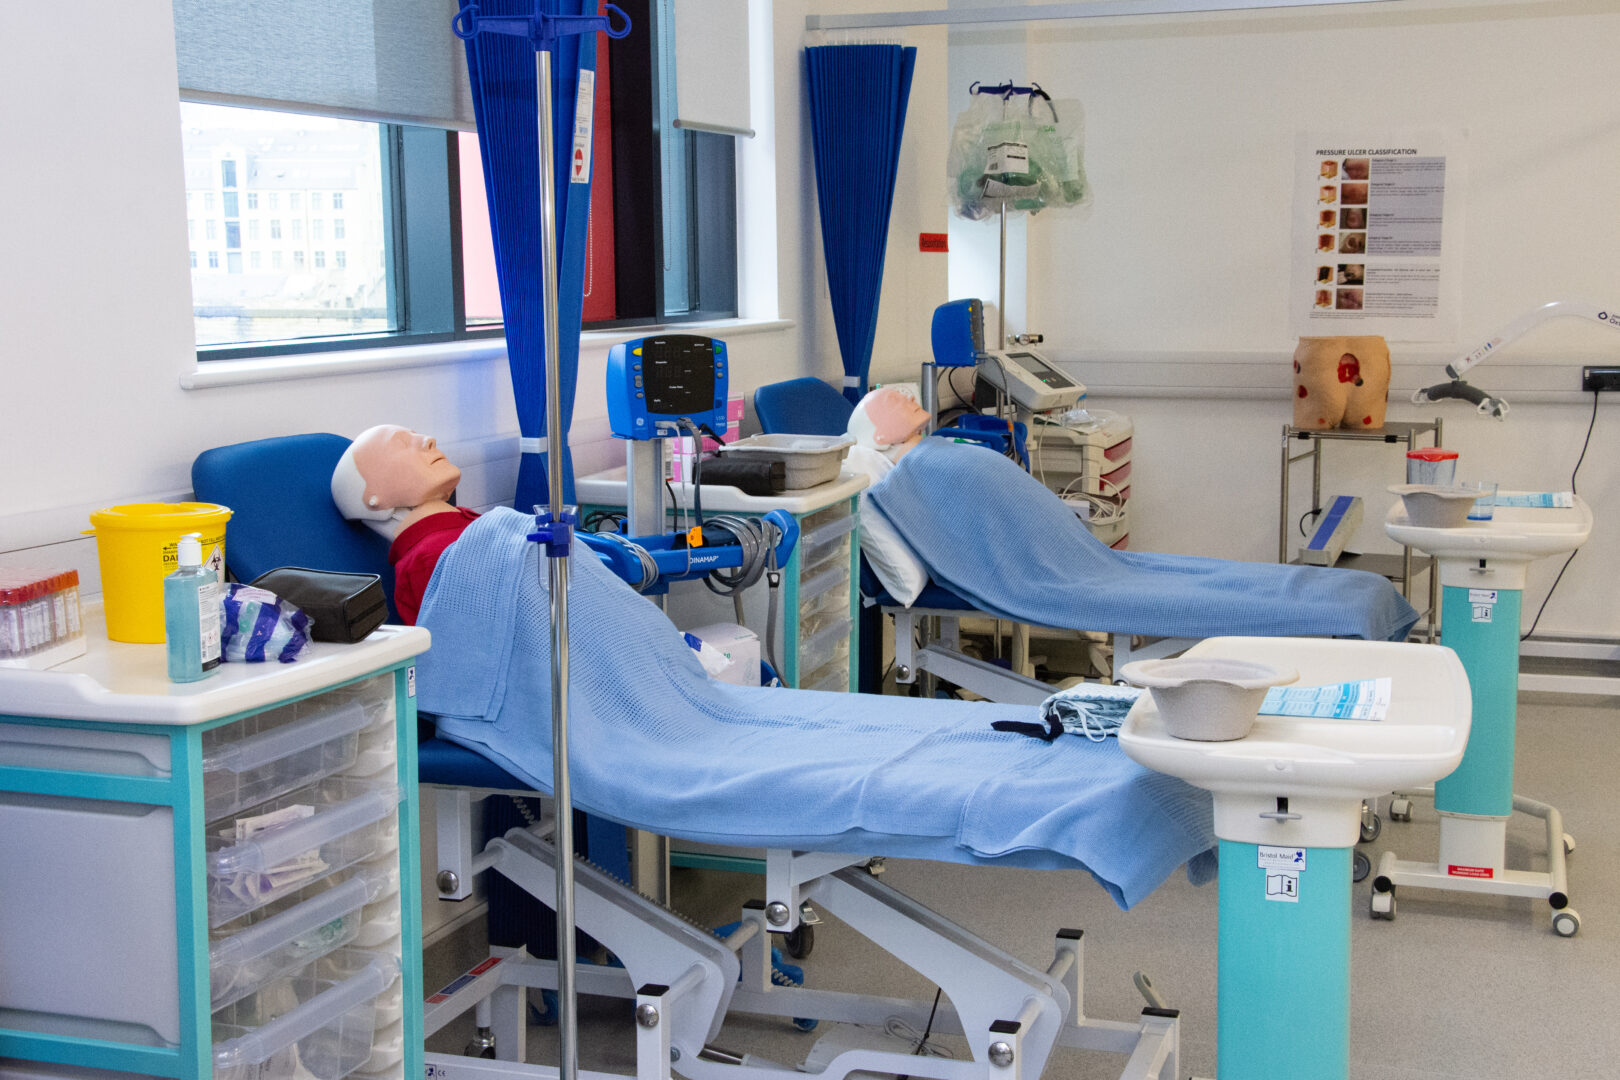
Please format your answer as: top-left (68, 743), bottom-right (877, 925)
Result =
top-left (451, 9), bottom-right (630, 1080)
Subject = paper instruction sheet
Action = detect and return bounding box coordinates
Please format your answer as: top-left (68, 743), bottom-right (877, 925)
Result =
top-left (1291, 132), bottom-right (1461, 340)
top-left (1260, 678), bottom-right (1392, 721)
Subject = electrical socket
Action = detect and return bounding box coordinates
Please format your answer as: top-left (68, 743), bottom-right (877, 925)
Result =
top-left (1581, 366), bottom-right (1620, 393)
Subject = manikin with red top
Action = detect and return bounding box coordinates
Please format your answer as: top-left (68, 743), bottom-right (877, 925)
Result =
top-left (331, 424), bottom-right (478, 624)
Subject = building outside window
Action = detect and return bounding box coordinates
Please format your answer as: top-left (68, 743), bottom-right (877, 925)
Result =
top-left (247, 191), bottom-right (258, 210)
top-left (333, 218), bottom-right (345, 240)
top-left (332, 192), bottom-right (343, 210)
top-left (270, 219), bottom-right (281, 239)
top-left (223, 191), bottom-right (238, 217)
top-left (248, 219), bottom-right (259, 242)
top-left (336, 250), bottom-right (346, 268)
top-left (312, 219), bottom-right (323, 243)
top-left (221, 159), bottom-right (236, 187)
top-left (187, 219), bottom-right (195, 240)
top-left (268, 192), bottom-right (279, 210)
top-left (290, 219), bottom-right (302, 241)
top-left (272, 250), bottom-right (282, 269)
top-left (289, 192), bottom-right (301, 210)
top-left (293, 250), bottom-right (305, 269)
top-left (189, 251), bottom-right (197, 268)
top-left (250, 251), bottom-right (261, 269)
top-left (311, 192), bottom-right (322, 211)
top-left (208, 251), bottom-right (218, 268)
top-left (205, 219), bottom-right (216, 240)
top-left (225, 221), bottom-right (240, 248)
top-left (204, 191), bottom-right (214, 211)
top-left (314, 250), bottom-right (325, 269)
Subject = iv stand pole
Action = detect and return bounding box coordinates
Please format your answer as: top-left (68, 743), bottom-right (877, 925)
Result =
top-left (535, 45), bottom-right (580, 1080)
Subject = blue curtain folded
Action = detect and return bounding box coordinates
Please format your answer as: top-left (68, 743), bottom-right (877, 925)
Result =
top-left (806, 44), bottom-right (917, 404)
top-left (462, 1), bottom-right (598, 508)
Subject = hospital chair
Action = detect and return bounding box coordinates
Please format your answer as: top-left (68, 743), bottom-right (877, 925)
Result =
top-left (751, 377), bottom-right (853, 437)
top-left (190, 432), bottom-right (1201, 1080)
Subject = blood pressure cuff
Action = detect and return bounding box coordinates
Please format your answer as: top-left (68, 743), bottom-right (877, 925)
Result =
top-left (249, 567), bottom-right (388, 644)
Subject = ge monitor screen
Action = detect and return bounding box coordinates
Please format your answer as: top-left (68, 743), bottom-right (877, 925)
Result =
top-left (1005, 351), bottom-right (1075, 389)
top-left (643, 336), bottom-right (717, 416)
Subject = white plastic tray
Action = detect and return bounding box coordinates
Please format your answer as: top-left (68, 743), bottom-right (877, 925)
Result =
top-left (717, 434), bottom-right (855, 490)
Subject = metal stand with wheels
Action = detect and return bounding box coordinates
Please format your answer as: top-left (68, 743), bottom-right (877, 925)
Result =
top-left (1375, 494), bottom-right (1593, 936)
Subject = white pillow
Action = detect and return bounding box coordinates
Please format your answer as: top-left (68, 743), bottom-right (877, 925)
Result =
top-left (844, 446), bottom-right (930, 607)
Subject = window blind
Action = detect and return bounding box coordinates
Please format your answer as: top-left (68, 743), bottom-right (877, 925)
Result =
top-left (174, 0), bottom-right (474, 129)
top-left (670, 0), bottom-right (752, 137)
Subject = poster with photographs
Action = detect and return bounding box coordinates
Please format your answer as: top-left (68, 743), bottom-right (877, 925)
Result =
top-left (1291, 132), bottom-right (1461, 340)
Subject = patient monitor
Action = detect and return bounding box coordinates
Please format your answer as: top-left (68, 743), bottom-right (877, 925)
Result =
top-left (979, 347), bottom-right (1087, 412)
top-left (607, 333), bottom-right (729, 439)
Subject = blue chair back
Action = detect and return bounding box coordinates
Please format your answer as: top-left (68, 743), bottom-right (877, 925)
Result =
top-left (754, 377), bottom-right (854, 436)
top-left (191, 433), bottom-right (398, 621)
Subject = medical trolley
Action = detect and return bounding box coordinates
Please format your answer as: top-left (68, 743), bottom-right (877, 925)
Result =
top-left (0, 603), bottom-right (428, 1080)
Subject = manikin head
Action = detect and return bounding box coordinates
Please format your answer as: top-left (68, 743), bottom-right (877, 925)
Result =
top-left (332, 425), bottom-right (461, 536)
top-left (848, 386), bottom-right (931, 463)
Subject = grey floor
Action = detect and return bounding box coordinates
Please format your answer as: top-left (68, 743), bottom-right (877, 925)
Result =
top-left (425, 691), bottom-right (1620, 1080)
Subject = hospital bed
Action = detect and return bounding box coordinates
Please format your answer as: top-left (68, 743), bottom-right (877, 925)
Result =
top-left (191, 433), bottom-right (1218, 1080)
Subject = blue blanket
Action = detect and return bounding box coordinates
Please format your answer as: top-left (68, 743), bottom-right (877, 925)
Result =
top-left (867, 439), bottom-right (1418, 643)
top-left (417, 508), bottom-right (1216, 910)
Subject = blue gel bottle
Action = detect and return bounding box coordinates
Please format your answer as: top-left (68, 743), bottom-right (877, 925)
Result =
top-left (165, 532), bottom-right (222, 682)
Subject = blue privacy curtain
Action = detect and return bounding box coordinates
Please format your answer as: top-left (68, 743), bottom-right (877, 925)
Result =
top-left (806, 44), bottom-right (917, 404)
top-left (461, 1), bottom-right (598, 508)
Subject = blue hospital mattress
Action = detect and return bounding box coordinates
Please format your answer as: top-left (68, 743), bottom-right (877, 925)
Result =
top-left (867, 439), bottom-right (1418, 643)
top-left (416, 509), bottom-right (1216, 910)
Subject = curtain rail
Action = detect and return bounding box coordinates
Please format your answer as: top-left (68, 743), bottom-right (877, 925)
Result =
top-left (807, 0), bottom-right (1395, 31)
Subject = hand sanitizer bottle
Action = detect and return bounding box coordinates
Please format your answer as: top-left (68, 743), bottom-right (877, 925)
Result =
top-left (165, 532), bottom-right (221, 682)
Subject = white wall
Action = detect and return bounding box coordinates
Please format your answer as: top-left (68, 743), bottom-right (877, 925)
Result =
top-left (933, 0), bottom-right (1620, 637)
top-left (0, 0), bottom-right (824, 591)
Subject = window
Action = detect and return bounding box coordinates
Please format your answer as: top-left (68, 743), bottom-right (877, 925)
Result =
top-left (204, 191), bottom-right (215, 211)
top-left (221, 159), bottom-right (237, 187)
top-left (187, 219), bottom-right (195, 240)
top-left (205, 219), bottom-right (216, 240)
top-left (208, 251), bottom-right (219, 268)
top-left (190, 251), bottom-right (197, 268)
top-left (183, 13), bottom-right (738, 359)
top-left (228, 252), bottom-right (243, 274)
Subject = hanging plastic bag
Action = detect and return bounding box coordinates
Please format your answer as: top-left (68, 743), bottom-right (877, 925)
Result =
top-left (947, 85), bottom-right (1089, 221)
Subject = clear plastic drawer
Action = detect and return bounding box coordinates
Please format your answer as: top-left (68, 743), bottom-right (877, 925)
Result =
top-left (797, 513), bottom-right (856, 572)
top-left (212, 954), bottom-right (396, 1080)
top-left (799, 565), bottom-right (847, 609)
top-left (348, 722), bottom-right (398, 780)
top-left (798, 617), bottom-right (852, 676)
top-left (201, 699), bottom-right (371, 825)
top-left (803, 663), bottom-right (849, 693)
top-left (209, 863), bottom-right (396, 1012)
top-left (206, 779), bottom-right (403, 927)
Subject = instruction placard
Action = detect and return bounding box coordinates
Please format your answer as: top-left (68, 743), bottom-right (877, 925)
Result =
top-left (1291, 132), bottom-right (1461, 340)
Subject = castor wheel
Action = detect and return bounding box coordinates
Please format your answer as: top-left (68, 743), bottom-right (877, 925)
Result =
top-left (1353, 851), bottom-right (1371, 883)
top-left (1389, 798), bottom-right (1413, 822)
top-left (1552, 909), bottom-right (1581, 938)
top-left (1360, 813), bottom-right (1382, 844)
top-left (1563, 832), bottom-right (1576, 856)
top-left (784, 922), bottom-right (815, 959)
top-left (1370, 889), bottom-right (1396, 920)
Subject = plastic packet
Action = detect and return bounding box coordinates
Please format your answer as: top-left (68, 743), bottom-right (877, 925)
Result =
top-left (221, 584), bottom-right (313, 663)
top-left (947, 89), bottom-right (1089, 221)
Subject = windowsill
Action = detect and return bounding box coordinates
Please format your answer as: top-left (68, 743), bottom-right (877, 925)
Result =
top-left (179, 317), bottom-right (794, 390)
